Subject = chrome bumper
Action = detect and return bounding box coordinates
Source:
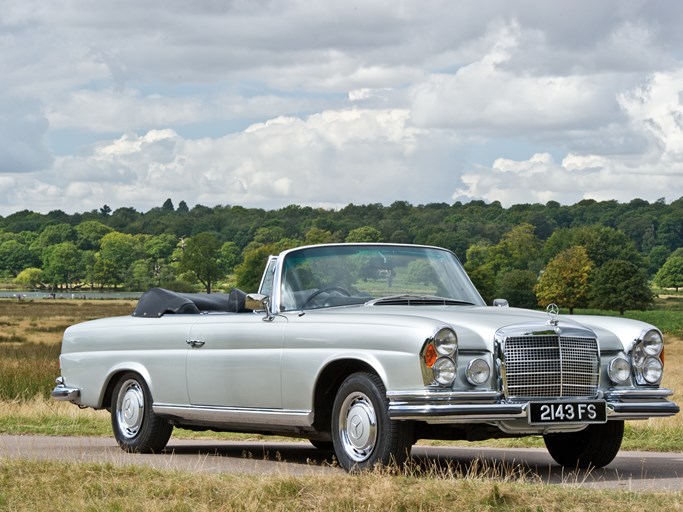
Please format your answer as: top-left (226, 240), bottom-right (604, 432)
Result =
top-left (51, 377), bottom-right (80, 402)
top-left (387, 388), bottom-right (679, 422)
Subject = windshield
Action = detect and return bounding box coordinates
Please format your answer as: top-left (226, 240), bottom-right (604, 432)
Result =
top-left (277, 244), bottom-right (485, 311)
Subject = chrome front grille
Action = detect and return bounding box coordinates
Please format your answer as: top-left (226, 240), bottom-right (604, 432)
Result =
top-left (501, 335), bottom-right (600, 399)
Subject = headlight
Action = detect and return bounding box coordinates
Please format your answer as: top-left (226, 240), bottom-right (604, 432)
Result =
top-left (642, 356), bottom-right (663, 384)
top-left (420, 327), bottom-right (458, 387)
top-left (466, 358), bottom-right (491, 385)
top-left (434, 328), bottom-right (457, 356)
top-left (631, 329), bottom-right (665, 386)
top-left (641, 330), bottom-right (663, 357)
top-left (433, 357), bottom-right (457, 386)
top-left (608, 357), bottom-right (631, 384)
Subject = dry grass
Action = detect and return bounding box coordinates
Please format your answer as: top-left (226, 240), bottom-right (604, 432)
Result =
top-left (1, 459), bottom-right (682, 511)
top-left (0, 298), bottom-right (136, 345)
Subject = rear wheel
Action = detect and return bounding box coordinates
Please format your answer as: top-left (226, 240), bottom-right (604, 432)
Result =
top-left (331, 372), bottom-right (413, 471)
top-left (544, 420), bottom-right (624, 468)
top-left (111, 372), bottom-right (173, 453)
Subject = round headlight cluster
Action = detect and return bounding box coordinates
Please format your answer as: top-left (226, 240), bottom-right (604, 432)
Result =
top-left (421, 328), bottom-right (458, 387)
top-left (632, 329), bottom-right (665, 385)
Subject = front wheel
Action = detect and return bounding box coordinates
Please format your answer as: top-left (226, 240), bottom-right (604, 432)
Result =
top-left (331, 372), bottom-right (413, 471)
top-left (111, 372), bottom-right (173, 453)
top-left (544, 420), bottom-right (624, 468)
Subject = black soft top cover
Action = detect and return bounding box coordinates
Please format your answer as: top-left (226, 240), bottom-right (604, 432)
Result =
top-left (133, 287), bottom-right (250, 317)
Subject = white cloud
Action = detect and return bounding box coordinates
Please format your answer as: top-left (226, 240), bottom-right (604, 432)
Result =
top-left (2, 1), bottom-right (683, 215)
top-left (410, 22), bottom-right (622, 134)
top-left (17, 109), bottom-right (462, 214)
top-left (455, 68), bottom-right (683, 205)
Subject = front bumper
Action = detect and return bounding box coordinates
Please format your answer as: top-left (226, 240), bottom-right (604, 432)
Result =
top-left (387, 388), bottom-right (679, 423)
top-left (51, 377), bottom-right (80, 402)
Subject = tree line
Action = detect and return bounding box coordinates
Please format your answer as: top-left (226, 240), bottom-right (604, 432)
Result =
top-left (1, 197), bottom-right (682, 313)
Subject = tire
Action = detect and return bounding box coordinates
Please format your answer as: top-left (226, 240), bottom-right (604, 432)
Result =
top-left (544, 420), bottom-right (624, 469)
top-left (331, 372), bottom-right (413, 471)
top-left (111, 372), bottom-right (173, 453)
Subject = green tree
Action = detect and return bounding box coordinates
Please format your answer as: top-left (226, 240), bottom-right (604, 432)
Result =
top-left (143, 234), bottom-right (178, 286)
top-left (304, 227), bottom-right (339, 245)
top-left (654, 252), bottom-right (683, 291)
top-left (589, 260), bottom-right (653, 315)
top-left (75, 220), bottom-right (113, 250)
top-left (30, 223), bottom-right (75, 253)
top-left (42, 242), bottom-right (85, 289)
top-left (466, 265), bottom-right (496, 306)
top-left (0, 239), bottom-right (38, 277)
top-left (497, 269), bottom-right (538, 309)
top-left (14, 267), bottom-right (43, 289)
top-left (95, 232), bottom-right (144, 287)
top-left (234, 244), bottom-right (275, 293)
top-left (497, 223), bottom-right (543, 273)
top-left (544, 226), bottom-right (641, 268)
top-left (345, 226), bottom-right (383, 243)
top-left (535, 246), bottom-right (593, 314)
top-left (220, 241), bottom-right (241, 273)
top-left (647, 245), bottom-right (671, 275)
top-left (162, 198), bottom-right (175, 211)
top-left (178, 232), bottom-right (226, 293)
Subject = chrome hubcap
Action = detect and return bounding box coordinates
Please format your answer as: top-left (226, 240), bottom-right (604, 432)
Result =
top-left (116, 379), bottom-right (144, 439)
top-left (338, 391), bottom-right (377, 462)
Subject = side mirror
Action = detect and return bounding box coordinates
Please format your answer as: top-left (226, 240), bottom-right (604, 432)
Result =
top-left (492, 298), bottom-right (509, 307)
top-left (245, 293), bottom-right (269, 312)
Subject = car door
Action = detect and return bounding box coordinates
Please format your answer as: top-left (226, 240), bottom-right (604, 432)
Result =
top-left (185, 313), bottom-right (287, 408)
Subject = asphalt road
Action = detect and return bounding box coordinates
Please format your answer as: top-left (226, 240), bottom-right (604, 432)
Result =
top-left (1, 435), bottom-right (682, 491)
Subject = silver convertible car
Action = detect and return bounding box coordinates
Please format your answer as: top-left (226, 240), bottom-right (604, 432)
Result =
top-left (53, 243), bottom-right (678, 471)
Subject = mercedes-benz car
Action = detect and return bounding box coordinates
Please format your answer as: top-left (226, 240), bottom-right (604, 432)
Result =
top-left (52, 243), bottom-right (678, 471)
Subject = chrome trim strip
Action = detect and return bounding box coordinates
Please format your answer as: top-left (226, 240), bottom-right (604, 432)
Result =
top-left (607, 401), bottom-right (680, 419)
top-left (388, 402), bottom-right (526, 421)
top-left (605, 388), bottom-right (674, 399)
top-left (387, 390), bottom-right (502, 402)
top-left (153, 403), bottom-right (313, 427)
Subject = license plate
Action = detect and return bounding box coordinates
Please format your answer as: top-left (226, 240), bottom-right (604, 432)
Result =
top-left (528, 400), bottom-right (607, 425)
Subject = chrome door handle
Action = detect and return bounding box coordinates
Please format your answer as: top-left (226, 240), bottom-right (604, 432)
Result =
top-left (186, 339), bottom-right (206, 348)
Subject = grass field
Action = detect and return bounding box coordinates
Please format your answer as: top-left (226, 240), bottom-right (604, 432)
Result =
top-left (1, 458), bottom-right (683, 511)
top-left (1, 297), bottom-right (682, 510)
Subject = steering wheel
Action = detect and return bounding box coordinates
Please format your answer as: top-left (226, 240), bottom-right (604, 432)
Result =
top-left (301, 286), bottom-right (350, 309)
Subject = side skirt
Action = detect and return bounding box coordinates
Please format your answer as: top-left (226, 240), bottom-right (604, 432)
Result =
top-left (153, 403), bottom-right (314, 429)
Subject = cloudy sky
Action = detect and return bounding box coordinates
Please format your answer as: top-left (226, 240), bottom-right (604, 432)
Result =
top-left (1, 0), bottom-right (683, 216)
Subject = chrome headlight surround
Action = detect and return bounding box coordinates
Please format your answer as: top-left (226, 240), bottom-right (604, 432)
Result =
top-left (631, 329), bottom-right (665, 386)
top-left (420, 327), bottom-right (458, 387)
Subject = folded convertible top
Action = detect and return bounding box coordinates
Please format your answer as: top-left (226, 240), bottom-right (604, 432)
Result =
top-left (133, 287), bottom-right (250, 317)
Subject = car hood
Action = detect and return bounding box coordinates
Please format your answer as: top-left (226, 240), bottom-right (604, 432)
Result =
top-left (319, 304), bottom-right (648, 352)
